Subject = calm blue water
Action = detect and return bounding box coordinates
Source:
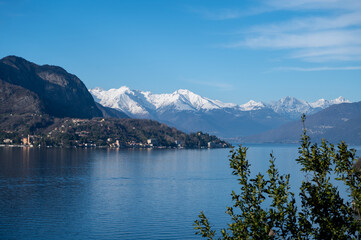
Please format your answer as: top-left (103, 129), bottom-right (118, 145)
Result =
top-left (0, 145), bottom-right (359, 240)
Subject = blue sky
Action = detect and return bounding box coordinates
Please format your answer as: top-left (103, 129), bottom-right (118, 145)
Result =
top-left (1, 0), bottom-right (360, 104)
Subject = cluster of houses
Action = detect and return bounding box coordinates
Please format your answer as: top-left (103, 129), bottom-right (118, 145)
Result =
top-left (0, 134), bottom-right (37, 147)
top-left (1, 119), bottom-right (228, 149)
top-left (107, 138), bottom-right (169, 149)
top-left (1, 134), bottom-right (225, 149)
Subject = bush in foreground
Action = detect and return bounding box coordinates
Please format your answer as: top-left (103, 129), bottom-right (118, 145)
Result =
top-left (195, 116), bottom-right (361, 239)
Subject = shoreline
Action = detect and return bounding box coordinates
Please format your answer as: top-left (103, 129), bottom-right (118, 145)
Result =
top-left (0, 144), bottom-right (229, 150)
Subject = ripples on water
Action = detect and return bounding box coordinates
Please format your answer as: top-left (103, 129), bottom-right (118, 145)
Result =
top-left (0, 145), bottom-right (359, 239)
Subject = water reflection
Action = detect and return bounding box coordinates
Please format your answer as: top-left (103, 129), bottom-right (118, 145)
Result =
top-left (0, 145), bottom-right (359, 240)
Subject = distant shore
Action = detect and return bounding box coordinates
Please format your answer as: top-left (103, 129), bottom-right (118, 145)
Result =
top-left (0, 143), bottom-right (229, 150)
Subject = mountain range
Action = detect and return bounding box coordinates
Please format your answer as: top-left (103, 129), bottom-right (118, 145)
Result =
top-left (1, 55), bottom-right (359, 145)
top-left (0, 56), bottom-right (228, 148)
top-left (90, 87), bottom-right (350, 138)
top-left (244, 101), bottom-right (361, 145)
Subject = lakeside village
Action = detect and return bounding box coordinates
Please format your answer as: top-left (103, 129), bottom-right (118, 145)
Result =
top-left (0, 119), bottom-right (229, 149)
top-left (0, 135), bottom-right (227, 149)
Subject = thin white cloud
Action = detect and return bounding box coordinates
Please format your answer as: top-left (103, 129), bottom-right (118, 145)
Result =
top-left (193, 0), bottom-right (361, 21)
top-left (275, 66), bottom-right (361, 71)
top-left (238, 30), bottom-right (361, 49)
top-left (222, 1), bottom-right (361, 63)
top-left (187, 4), bottom-right (269, 20)
top-left (188, 8), bottom-right (248, 20)
top-left (290, 47), bottom-right (361, 62)
top-left (188, 80), bottom-right (234, 91)
top-left (191, 0), bottom-right (361, 21)
top-left (265, 0), bottom-right (361, 11)
top-left (192, 0), bottom-right (361, 64)
top-left (249, 12), bottom-right (361, 33)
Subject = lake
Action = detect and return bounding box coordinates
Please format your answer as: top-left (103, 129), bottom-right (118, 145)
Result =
top-left (0, 145), bottom-right (360, 239)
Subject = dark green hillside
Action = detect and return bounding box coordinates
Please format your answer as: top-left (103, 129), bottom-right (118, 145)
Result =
top-left (0, 114), bottom-right (230, 148)
top-left (46, 118), bottom-right (229, 148)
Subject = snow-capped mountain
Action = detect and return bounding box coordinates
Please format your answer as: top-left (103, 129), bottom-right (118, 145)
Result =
top-left (270, 96), bottom-right (311, 115)
top-left (240, 100), bottom-right (265, 111)
top-left (90, 87), bottom-right (237, 118)
top-left (244, 101), bottom-right (361, 144)
top-left (309, 96), bottom-right (350, 109)
top-left (145, 89), bottom-right (237, 111)
top-left (90, 86), bottom-right (351, 138)
top-left (91, 87), bottom-right (349, 118)
top-left (267, 96), bottom-right (350, 118)
top-left (91, 87), bottom-right (152, 117)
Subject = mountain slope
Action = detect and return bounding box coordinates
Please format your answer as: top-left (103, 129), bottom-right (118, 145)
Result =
top-left (95, 102), bottom-right (129, 119)
top-left (0, 56), bottom-right (102, 118)
top-left (244, 101), bottom-right (361, 144)
top-left (90, 87), bottom-right (237, 118)
top-left (90, 86), bottom-right (350, 138)
top-left (90, 87), bottom-right (292, 137)
top-left (0, 56), bottom-right (229, 148)
top-left (268, 96), bottom-right (350, 118)
top-left (0, 79), bottom-right (43, 115)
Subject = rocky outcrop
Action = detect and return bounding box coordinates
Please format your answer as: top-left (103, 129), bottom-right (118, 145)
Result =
top-left (95, 102), bottom-right (129, 119)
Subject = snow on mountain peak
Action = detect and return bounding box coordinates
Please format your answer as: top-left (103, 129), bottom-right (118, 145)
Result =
top-left (310, 98), bottom-right (327, 108)
top-left (150, 88), bottom-right (236, 111)
top-left (117, 86), bottom-right (132, 93)
top-left (90, 86), bottom-right (150, 117)
top-left (90, 87), bottom-right (237, 116)
top-left (240, 100), bottom-right (265, 111)
top-left (90, 86), bottom-right (352, 119)
top-left (270, 96), bottom-right (311, 115)
top-left (172, 89), bottom-right (222, 110)
top-left (175, 89), bottom-right (192, 95)
top-left (279, 96), bottom-right (306, 105)
top-left (331, 96), bottom-right (350, 104)
top-left (310, 96), bottom-right (350, 108)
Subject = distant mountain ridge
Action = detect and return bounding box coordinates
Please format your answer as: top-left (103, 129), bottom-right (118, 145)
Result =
top-left (268, 96), bottom-right (349, 119)
top-left (0, 56), bottom-right (230, 149)
top-left (243, 101), bottom-right (361, 145)
top-left (90, 87), bottom-right (238, 118)
top-left (91, 86), bottom-right (349, 118)
top-left (2, 55), bottom-right (355, 144)
top-left (90, 86), bottom-right (350, 138)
